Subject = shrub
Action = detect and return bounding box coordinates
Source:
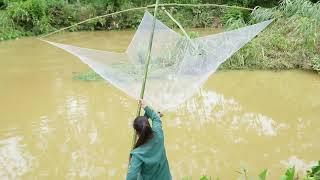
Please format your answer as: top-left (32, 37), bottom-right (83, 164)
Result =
top-left (305, 161), bottom-right (320, 180)
top-left (311, 55), bottom-right (320, 73)
top-left (5, 0), bottom-right (54, 34)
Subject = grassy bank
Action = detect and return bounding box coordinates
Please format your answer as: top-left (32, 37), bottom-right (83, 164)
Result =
top-left (219, 0), bottom-right (320, 74)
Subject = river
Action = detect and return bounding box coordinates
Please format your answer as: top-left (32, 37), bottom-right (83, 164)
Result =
top-left (0, 30), bottom-right (319, 179)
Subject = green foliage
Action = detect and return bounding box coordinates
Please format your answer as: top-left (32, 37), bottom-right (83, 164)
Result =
top-left (220, 0), bottom-right (320, 74)
top-left (152, 5), bottom-right (223, 29)
top-left (222, 8), bottom-right (248, 29)
top-left (1, 0), bottom-right (54, 36)
top-left (224, 0), bottom-right (279, 8)
top-left (311, 54), bottom-right (320, 73)
top-left (258, 169), bottom-right (268, 180)
top-left (200, 175), bottom-right (211, 180)
top-left (188, 31), bottom-right (199, 39)
top-left (181, 163), bottom-right (320, 179)
top-left (0, 10), bottom-right (24, 40)
top-left (0, 0), bottom-right (226, 40)
top-left (281, 167), bottom-right (296, 180)
top-left (0, 0), bottom-right (6, 10)
top-left (0, 0), bottom-right (279, 41)
top-left (305, 161), bottom-right (320, 180)
top-left (180, 164), bottom-right (320, 180)
top-left (182, 164), bottom-right (318, 180)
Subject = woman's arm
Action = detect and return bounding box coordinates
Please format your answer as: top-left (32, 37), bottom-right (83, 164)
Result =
top-left (139, 99), bottom-right (163, 137)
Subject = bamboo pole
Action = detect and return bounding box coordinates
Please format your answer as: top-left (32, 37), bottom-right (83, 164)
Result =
top-left (163, 9), bottom-right (191, 40)
top-left (39, 7), bottom-right (147, 38)
top-left (163, 8), bottom-right (199, 53)
top-left (39, 3), bottom-right (253, 39)
top-left (146, 3), bottom-right (253, 11)
top-left (131, 0), bottom-right (160, 150)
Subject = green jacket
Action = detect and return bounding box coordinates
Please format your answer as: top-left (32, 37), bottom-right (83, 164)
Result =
top-left (126, 106), bottom-right (172, 180)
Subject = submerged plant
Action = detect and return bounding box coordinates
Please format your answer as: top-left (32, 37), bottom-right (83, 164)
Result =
top-left (236, 168), bottom-right (249, 180)
top-left (73, 70), bottom-right (102, 81)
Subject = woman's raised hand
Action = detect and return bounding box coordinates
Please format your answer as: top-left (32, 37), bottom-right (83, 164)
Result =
top-left (139, 99), bottom-right (147, 109)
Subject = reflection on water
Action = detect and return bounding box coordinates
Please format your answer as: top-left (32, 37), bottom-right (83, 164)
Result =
top-left (176, 89), bottom-right (287, 137)
top-left (0, 31), bottom-right (319, 179)
top-left (0, 137), bottom-right (33, 179)
top-left (281, 156), bottom-right (317, 174)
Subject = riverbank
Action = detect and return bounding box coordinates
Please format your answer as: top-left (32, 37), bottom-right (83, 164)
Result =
top-left (0, 0), bottom-right (228, 40)
top-left (218, 0), bottom-right (320, 74)
top-left (0, 0), bottom-right (319, 73)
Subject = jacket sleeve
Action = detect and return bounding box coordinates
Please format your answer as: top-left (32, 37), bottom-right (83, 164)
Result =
top-left (144, 106), bottom-right (163, 138)
top-left (126, 154), bottom-right (142, 180)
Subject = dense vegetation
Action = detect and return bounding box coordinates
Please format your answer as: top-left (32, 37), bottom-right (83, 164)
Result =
top-left (0, 0), bottom-right (319, 74)
top-left (0, 0), bottom-right (285, 40)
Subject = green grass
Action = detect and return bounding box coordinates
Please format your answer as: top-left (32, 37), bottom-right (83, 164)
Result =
top-left (181, 161), bottom-right (320, 180)
top-left (219, 0), bottom-right (320, 74)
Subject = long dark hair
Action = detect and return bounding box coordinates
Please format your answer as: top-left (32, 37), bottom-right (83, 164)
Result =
top-left (133, 116), bottom-right (153, 149)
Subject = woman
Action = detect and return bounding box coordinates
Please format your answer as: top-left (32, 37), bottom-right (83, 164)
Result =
top-left (126, 99), bottom-right (171, 180)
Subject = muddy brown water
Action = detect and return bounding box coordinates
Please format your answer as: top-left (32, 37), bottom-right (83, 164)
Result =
top-left (0, 30), bottom-right (319, 179)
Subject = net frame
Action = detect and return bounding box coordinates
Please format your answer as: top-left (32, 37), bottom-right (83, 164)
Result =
top-left (42, 11), bottom-right (273, 111)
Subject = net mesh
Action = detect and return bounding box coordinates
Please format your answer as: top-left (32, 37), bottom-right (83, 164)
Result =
top-left (43, 11), bottom-right (273, 111)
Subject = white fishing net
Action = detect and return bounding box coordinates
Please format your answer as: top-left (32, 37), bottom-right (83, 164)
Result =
top-left (43, 11), bottom-right (272, 111)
